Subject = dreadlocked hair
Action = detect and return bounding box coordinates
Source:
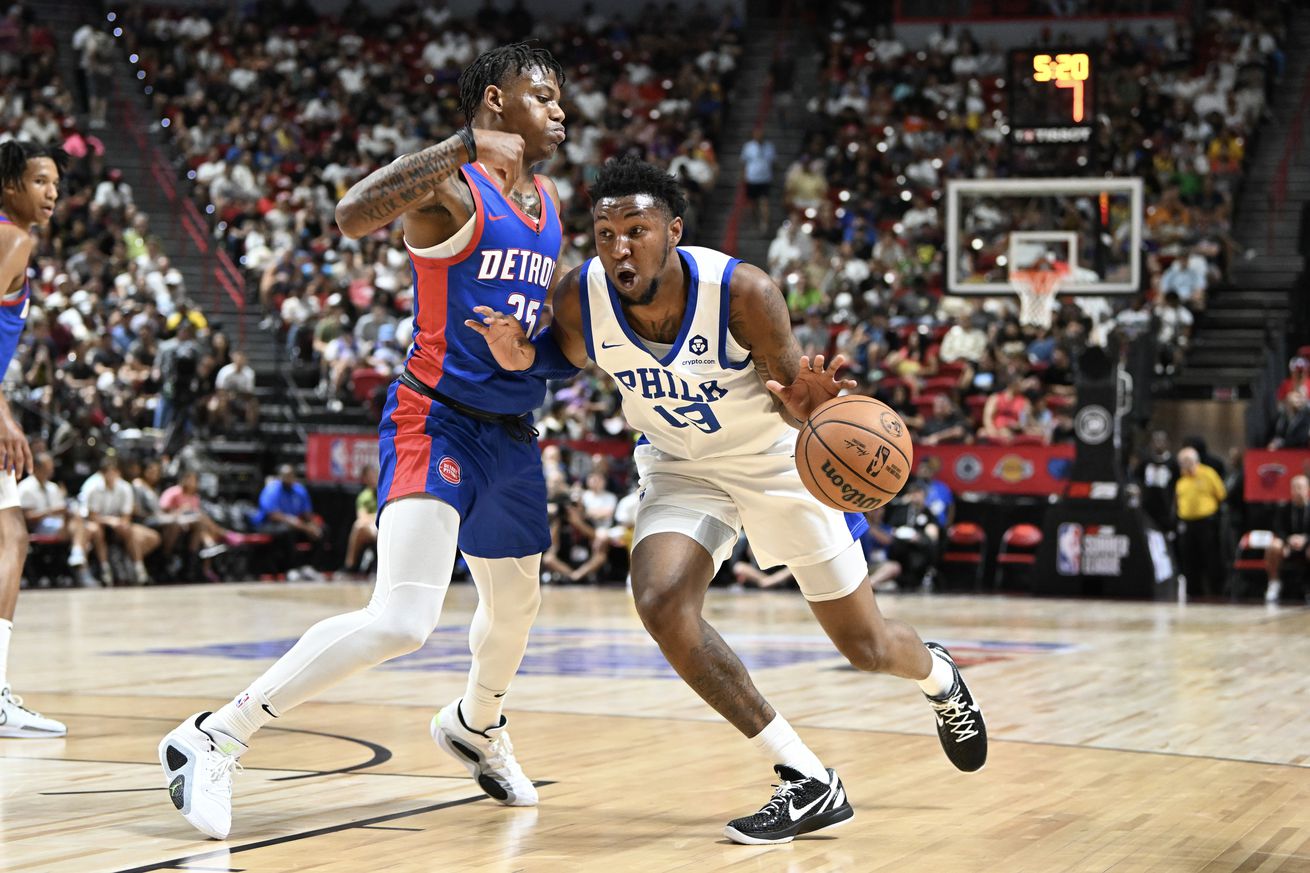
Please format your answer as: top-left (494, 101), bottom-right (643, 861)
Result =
top-left (589, 155), bottom-right (689, 219)
top-left (0, 140), bottom-right (69, 193)
top-left (457, 42), bottom-right (565, 126)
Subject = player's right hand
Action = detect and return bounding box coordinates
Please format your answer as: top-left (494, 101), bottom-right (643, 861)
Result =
top-left (472, 130), bottom-right (525, 193)
top-left (0, 414), bottom-right (32, 477)
top-left (466, 305), bottom-right (535, 372)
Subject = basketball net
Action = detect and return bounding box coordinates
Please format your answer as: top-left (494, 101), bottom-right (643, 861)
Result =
top-left (1010, 262), bottom-right (1070, 329)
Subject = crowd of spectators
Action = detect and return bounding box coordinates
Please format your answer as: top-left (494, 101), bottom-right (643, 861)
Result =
top-left (759, 4), bottom-right (1285, 445)
top-left (119, 0), bottom-right (740, 411)
top-left (0, 3), bottom-right (278, 586)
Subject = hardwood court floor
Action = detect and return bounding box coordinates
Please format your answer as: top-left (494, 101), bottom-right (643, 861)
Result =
top-left (2, 582), bottom-right (1308, 873)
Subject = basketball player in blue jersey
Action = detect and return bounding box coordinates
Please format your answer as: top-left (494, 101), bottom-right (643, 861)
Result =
top-left (0, 142), bottom-right (67, 738)
top-left (160, 44), bottom-right (578, 839)
top-left (470, 157), bottom-right (987, 844)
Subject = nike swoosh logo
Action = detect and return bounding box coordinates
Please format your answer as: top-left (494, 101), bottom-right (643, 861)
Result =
top-left (262, 704), bottom-right (278, 718)
top-left (600, 341), bottom-right (624, 349)
top-left (487, 214), bottom-right (508, 221)
top-left (493, 691), bottom-right (507, 698)
top-left (789, 792), bottom-right (829, 821)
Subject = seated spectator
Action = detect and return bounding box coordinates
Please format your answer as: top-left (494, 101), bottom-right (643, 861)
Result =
top-left (210, 349), bottom-right (259, 430)
top-left (159, 469), bottom-right (230, 581)
top-left (1154, 291), bottom-right (1194, 376)
top-left (919, 394), bottom-right (972, 445)
top-left (731, 536), bottom-right (794, 590)
top-left (1268, 390), bottom-right (1310, 449)
top-left (82, 456), bottom-right (160, 585)
top-left (875, 483), bottom-right (940, 589)
top-left (981, 379), bottom-right (1030, 443)
top-left (1158, 253), bottom-right (1207, 310)
top-left (132, 459), bottom-right (185, 568)
top-left (342, 465), bottom-right (378, 577)
top-left (939, 313), bottom-right (989, 366)
top-left (1276, 357), bottom-right (1309, 401)
top-left (18, 452), bottom-right (100, 587)
top-left (1263, 474), bottom-right (1310, 605)
top-left (566, 472), bottom-right (619, 583)
top-left (254, 464), bottom-right (324, 580)
top-left (570, 482), bottom-right (639, 585)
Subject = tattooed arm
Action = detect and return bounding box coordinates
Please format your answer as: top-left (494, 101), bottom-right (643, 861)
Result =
top-left (727, 263), bottom-right (805, 426)
top-left (334, 129), bottom-right (526, 245)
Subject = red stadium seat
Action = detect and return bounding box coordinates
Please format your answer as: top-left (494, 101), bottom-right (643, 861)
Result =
top-left (1009, 434), bottom-right (1047, 446)
top-left (922, 376), bottom-right (958, 396)
top-left (995, 524), bottom-right (1043, 589)
top-left (941, 522), bottom-right (986, 591)
top-left (937, 361), bottom-right (966, 381)
top-left (965, 394), bottom-right (988, 425)
top-left (351, 368), bottom-right (389, 404)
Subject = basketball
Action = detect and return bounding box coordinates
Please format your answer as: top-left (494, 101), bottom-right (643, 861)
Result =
top-left (796, 396), bottom-right (914, 513)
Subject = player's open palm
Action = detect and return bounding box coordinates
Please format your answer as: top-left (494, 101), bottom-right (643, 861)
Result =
top-left (466, 305), bottom-right (533, 371)
top-left (766, 355), bottom-right (858, 423)
top-left (473, 130), bottom-right (526, 192)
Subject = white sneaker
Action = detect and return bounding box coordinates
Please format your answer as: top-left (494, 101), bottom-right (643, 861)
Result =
top-left (431, 699), bottom-right (537, 806)
top-left (158, 712), bottom-right (247, 839)
top-left (0, 687), bottom-right (67, 737)
top-left (1266, 580), bottom-right (1282, 603)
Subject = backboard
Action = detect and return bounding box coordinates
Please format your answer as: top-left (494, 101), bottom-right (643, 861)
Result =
top-left (945, 177), bottom-right (1143, 295)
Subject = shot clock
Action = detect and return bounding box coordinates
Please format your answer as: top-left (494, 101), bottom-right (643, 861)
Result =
top-left (1008, 49), bottom-right (1096, 145)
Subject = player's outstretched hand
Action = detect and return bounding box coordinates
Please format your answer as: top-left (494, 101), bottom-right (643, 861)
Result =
top-left (465, 305), bottom-right (535, 371)
top-left (0, 414), bottom-right (32, 477)
top-left (766, 354), bottom-right (858, 423)
top-left (472, 130), bottom-right (526, 194)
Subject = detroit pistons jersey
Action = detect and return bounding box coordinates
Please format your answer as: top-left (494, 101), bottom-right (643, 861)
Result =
top-left (580, 246), bottom-right (792, 461)
top-left (404, 163), bottom-right (561, 416)
top-left (0, 214), bottom-right (31, 375)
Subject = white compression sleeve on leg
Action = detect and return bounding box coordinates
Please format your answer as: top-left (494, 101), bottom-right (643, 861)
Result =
top-left (211, 499), bottom-right (460, 738)
top-left (459, 554), bottom-right (542, 732)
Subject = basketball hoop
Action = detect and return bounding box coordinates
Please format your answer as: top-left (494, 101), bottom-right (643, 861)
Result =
top-left (1010, 262), bottom-right (1070, 329)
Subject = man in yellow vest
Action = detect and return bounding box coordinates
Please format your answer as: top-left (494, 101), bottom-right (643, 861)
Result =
top-left (1175, 447), bottom-right (1227, 597)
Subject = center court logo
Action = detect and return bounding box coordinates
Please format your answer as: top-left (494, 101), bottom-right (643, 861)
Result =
top-left (438, 456), bottom-right (461, 485)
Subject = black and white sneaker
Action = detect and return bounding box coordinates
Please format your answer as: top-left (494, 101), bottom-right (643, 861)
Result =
top-left (924, 642), bottom-right (987, 772)
top-left (723, 766), bottom-right (853, 845)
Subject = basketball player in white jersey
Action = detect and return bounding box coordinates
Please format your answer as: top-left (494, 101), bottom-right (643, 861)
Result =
top-left (469, 157), bottom-right (987, 844)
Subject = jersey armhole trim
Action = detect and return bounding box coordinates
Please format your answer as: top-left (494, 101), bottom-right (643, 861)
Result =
top-left (716, 257), bottom-right (751, 370)
top-left (578, 259), bottom-right (597, 363)
top-left (404, 165), bottom-right (483, 265)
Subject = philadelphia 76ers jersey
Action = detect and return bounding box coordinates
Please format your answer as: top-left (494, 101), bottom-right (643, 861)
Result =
top-left (0, 213), bottom-right (31, 375)
top-left (579, 246), bottom-right (792, 461)
top-left (404, 163), bottom-right (561, 416)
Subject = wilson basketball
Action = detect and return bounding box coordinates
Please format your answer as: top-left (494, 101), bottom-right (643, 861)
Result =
top-left (796, 396), bottom-right (914, 512)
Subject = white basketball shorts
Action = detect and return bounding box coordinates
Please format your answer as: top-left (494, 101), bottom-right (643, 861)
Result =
top-left (631, 436), bottom-right (868, 602)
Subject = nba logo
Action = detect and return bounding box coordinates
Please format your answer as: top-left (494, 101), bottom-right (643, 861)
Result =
top-left (329, 439), bottom-right (349, 479)
top-left (1056, 523), bottom-right (1082, 576)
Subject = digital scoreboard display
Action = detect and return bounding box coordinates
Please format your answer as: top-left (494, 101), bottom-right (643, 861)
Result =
top-left (1008, 49), bottom-right (1095, 145)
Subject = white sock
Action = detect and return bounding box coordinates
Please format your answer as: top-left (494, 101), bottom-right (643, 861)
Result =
top-left (916, 647), bottom-right (957, 698)
top-left (749, 713), bottom-right (827, 782)
top-left (69, 546), bottom-right (85, 566)
top-left (205, 688), bottom-right (278, 745)
top-left (460, 684), bottom-right (507, 734)
top-left (0, 618), bottom-right (10, 690)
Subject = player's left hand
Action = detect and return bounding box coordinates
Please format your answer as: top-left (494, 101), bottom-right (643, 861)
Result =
top-left (0, 412), bottom-right (32, 477)
top-left (465, 305), bottom-right (534, 371)
top-left (766, 354), bottom-right (858, 423)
